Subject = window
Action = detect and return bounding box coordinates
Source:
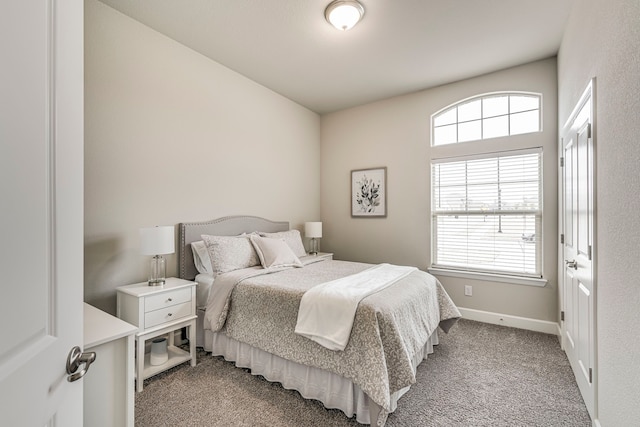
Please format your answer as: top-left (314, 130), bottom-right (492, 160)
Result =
top-left (432, 93), bottom-right (541, 146)
top-left (431, 149), bottom-right (542, 277)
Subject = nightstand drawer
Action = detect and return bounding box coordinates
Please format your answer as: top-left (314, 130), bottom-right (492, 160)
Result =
top-left (145, 288), bottom-right (192, 312)
top-left (144, 301), bottom-right (192, 329)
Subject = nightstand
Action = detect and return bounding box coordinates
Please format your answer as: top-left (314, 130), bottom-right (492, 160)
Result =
top-left (310, 252), bottom-right (333, 261)
top-left (300, 252), bottom-right (333, 264)
top-left (116, 278), bottom-right (197, 392)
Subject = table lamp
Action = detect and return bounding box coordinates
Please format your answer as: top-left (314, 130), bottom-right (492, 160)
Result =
top-left (140, 225), bottom-right (175, 286)
top-left (305, 222), bottom-right (322, 255)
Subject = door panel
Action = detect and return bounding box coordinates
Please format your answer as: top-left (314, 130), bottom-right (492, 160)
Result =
top-left (564, 271), bottom-right (576, 350)
top-left (577, 281), bottom-right (591, 381)
top-left (577, 123), bottom-right (591, 258)
top-left (564, 138), bottom-right (574, 247)
top-left (0, 1), bottom-right (84, 425)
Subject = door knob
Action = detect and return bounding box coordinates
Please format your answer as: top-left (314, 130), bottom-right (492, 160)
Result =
top-left (66, 346), bottom-right (96, 382)
top-left (565, 259), bottom-right (578, 270)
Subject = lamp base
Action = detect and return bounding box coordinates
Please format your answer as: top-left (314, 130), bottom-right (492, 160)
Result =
top-left (148, 255), bottom-right (167, 286)
top-left (308, 237), bottom-right (320, 255)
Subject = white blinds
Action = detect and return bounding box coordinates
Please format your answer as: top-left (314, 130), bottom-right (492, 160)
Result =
top-left (431, 150), bottom-right (542, 277)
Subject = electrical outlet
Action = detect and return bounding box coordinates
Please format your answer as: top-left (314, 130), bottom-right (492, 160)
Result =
top-left (464, 285), bottom-right (473, 296)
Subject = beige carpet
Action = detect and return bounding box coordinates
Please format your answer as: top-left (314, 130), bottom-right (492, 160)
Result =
top-left (136, 319), bottom-right (591, 426)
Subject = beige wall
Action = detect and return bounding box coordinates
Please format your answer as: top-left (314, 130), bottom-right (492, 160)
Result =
top-left (84, 0), bottom-right (320, 314)
top-left (321, 58), bottom-right (559, 322)
top-left (558, 0), bottom-right (640, 424)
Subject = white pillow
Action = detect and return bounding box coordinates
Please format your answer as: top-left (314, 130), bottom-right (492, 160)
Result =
top-left (258, 229), bottom-right (307, 258)
top-left (249, 235), bottom-right (303, 269)
top-left (190, 240), bottom-right (213, 275)
top-left (201, 234), bottom-right (260, 276)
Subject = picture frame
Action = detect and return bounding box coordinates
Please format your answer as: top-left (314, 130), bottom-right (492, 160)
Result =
top-left (351, 167), bottom-right (387, 217)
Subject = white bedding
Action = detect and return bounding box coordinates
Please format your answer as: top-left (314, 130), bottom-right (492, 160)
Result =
top-left (195, 273), bottom-right (215, 308)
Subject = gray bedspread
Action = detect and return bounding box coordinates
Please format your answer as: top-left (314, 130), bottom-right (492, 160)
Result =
top-left (204, 259), bottom-right (460, 423)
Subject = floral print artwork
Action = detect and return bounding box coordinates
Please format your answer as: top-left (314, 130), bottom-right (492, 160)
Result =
top-left (352, 167), bottom-right (386, 217)
top-left (356, 174), bottom-right (381, 213)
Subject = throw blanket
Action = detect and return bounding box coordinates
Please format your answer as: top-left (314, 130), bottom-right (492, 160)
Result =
top-left (295, 263), bottom-right (417, 350)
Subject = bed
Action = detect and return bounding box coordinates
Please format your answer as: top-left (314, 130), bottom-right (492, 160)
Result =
top-left (178, 215), bottom-right (460, 426)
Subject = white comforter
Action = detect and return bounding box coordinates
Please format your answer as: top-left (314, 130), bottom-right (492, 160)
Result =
top-left (294, 263), bottom-right (417, 350)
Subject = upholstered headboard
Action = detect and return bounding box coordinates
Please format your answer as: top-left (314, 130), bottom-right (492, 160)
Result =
top-left (178, 215), bottom-right (289, 280)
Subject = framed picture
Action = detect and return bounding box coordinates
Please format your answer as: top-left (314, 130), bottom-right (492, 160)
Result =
top-left (351, 167), bottom-right (387, 217)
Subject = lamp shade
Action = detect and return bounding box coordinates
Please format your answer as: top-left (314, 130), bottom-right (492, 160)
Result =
top-left (140, 226), bottom-right (175, 255)
top-left (325, 0), bottom-right (364, 31)
top-left (305, 222), bottom-right (323, 238)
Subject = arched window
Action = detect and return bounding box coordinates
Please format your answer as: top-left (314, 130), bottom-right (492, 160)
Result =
top-left (429, 92), bottom-right (545, 282)
top-left (431, 92), bottom-right (542, 146)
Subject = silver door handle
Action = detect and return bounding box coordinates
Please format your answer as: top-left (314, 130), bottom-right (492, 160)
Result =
top-left (66, 346), bottom-right (96, 382)
top-left (565, 259), bottom-right (578, 270)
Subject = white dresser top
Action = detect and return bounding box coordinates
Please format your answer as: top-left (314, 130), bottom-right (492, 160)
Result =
top-left (84, 303), bottom-right (137, 348)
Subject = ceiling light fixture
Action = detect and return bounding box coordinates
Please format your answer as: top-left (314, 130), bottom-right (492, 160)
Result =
top-left (325, 0), bottom-right (365, 31)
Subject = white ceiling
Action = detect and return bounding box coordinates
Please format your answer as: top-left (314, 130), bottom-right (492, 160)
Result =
top-left (97, 0), bottom-right (574, 114)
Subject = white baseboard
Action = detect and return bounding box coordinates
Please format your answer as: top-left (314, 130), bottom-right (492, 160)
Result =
top-left (458, 307), bottom-right (559, 335)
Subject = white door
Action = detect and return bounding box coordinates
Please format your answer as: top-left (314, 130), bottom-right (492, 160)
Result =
top-left (0, 1), bottom-right (84, 425)
top-left (561, 80), bottom-right (596, 419)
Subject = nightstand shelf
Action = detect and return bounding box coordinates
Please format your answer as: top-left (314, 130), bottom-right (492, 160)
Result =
top-left (142, 345), bottom-right (192, 379)
top-left (116, 278), bottom-right (197, 392)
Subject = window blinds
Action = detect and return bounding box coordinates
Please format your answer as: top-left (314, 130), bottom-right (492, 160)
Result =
top-left (431, 149), bottom-right (542, 277)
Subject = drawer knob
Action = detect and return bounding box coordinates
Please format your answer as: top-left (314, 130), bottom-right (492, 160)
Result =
top-left (167, 313), bottom-right (172, 317)
top-left (167, 298), bottom-right (173, 302)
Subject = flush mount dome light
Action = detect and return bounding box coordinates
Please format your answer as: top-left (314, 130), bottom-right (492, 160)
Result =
top-left (325, 0), bottom-right (365, 31)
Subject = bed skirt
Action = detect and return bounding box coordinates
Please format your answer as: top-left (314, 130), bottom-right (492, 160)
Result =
top-left (202, 326), bottom-right (438, 425)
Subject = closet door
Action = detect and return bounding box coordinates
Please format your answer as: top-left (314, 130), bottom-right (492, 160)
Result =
top-left (561, 80), bottom-right (596, 419)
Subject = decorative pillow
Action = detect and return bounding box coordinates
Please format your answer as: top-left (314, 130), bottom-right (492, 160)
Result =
top-left (190, 240), bottom-right (213, 275)
top-left (201, 234), bottom-right (260, 276)
top-left (249, 235), bottom-right (303, 269)
top-left (258, 229), bottom-right (307, 258)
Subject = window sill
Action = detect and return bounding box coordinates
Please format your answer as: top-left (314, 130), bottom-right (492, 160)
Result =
top-left (427, 268), bottom-right (548, 287)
